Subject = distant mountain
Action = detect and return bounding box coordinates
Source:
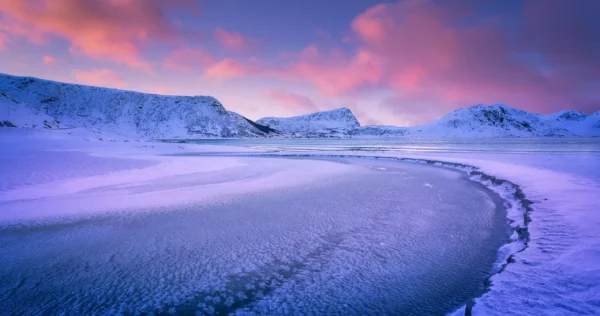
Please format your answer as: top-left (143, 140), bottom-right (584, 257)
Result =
top-left (409, 104), bottom-right (600, 137)
top-left (350, 125), bottom-right (408, 137)
top-left (0, 73), bottom-right (276, 138)
top-left (258, 104), bottom-right (599, 138)
top-left (256, 107), bottom-right (360, 136)
top-left (1, 73), bottom-right (597, 138)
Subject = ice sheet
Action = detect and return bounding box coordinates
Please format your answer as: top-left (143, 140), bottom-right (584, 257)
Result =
top-left (1, 131), bottom-right (598, 315)
top-left (0, 158), bottom-right (507, 315)
top-left (235, 140), bottom-right (600, 315)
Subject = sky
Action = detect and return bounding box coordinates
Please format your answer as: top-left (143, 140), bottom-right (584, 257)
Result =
top-left (0, 0), bottom-right (598, 126)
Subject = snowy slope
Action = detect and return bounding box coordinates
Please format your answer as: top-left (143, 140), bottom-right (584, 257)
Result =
top-left (1, 72), bottom-right (596, 139)
top-left (350, 125), bottom-right (408, 137)
top-left (407, 104), bottom-right (600, 137)
top-left (257, 107), bottom-right (360, 134)
top-left (258, 104), bottom-right (598, 138)
top-left (540, 110), bottom-right (600, 136)
top-left (0, 73), bottom-right (276, 139)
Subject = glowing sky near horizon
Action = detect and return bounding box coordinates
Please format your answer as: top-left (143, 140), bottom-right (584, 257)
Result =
top-left (0, 0), bottom-right (598, 126)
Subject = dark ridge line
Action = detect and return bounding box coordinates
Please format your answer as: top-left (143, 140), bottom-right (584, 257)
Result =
top-left (242, 117), bottom-right (279, 134)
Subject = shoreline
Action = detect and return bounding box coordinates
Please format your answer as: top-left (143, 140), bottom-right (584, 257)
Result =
top-left (2, 131), bottom-right (598, 314)
top-left (205, 152), bottom-right (532, 315)
top-left (0, 151), bottom-right (506, 315)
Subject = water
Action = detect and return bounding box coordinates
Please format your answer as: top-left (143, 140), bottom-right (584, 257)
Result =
top-left (0, 159), bottom-right (508, 315)
top-left (185, 138), bottom-right (600, 180)
top-left (185, 137), bottom-right (600, 154)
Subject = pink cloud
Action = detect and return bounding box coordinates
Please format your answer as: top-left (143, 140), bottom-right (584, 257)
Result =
top-left (347, 0), bottom-right (600, 119)
top-left (0, 19), bottom-right (47, 46)
top-left (202, 45), bottom-right (382, 95)
top-left (262, 89), bottom-right (318, 112)
top-left (0, 31), bottom-right (7, 50)
top-left (42, 55), bottom-right (55, 64)
top-left (73, 68), bottom-right (125, 89)
top-left (0, 0), bottom-right (198, 71)
top-left (202, 58), bottom-right (287, 81)
top-left (152, 88), bottom-right (169, 95)
top-left (290, 47), bottom-right (383, 95)
top-left (203, 58), bottom-right (253, 79)
top-left (195, 0), bottom-right (599, 124)
top-left (163, 47), bottom-right (216, 72)
top-left (214, 27), bottom-right (251, 51)
top-left (298, 44), bottom-right (320, 60)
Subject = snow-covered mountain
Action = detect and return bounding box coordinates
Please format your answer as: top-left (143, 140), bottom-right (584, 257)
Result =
top-left (409, 104), bottom-right (600, 137)
top-left (0, 73), bottom-right (276, 138)
top-left (350, 125), bottom-right (408, 137)
top-left (258, 104), bottom-right (599, 138)
top-left (1, 73), bottom-right (597, 138)
top-left (257, 107), bottom-right (360, 135)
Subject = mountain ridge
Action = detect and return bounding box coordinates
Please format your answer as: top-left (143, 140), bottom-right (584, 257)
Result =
top-left (1, 73), bottom-right (598, 138)
top-left (256, 107), bottom-right (360, 134)
top-left (0, 73), bottom-right (276, 138)
top-left (257, 103), bottom-right (599, 137)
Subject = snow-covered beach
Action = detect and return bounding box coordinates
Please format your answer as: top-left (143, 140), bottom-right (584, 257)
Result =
top-left (2, 0), bottom-right (599, 313)
top-left (231, 139), bottom-right (600, 315)
top-left (1, 129), bottom-right (598, 315)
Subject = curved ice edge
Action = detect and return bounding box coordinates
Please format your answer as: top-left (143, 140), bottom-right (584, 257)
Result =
top-left (245, 152), bottom-right (532, 316)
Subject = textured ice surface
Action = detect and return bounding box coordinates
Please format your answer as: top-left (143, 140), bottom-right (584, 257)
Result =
top-left (216, 138), bottom-right (600, 315)
top-left (3, 132), bottom-right (597, 315)
top-left (0, 159), bottom-right (507, 315)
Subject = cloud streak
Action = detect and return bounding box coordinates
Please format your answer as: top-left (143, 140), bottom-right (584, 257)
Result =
top-left (214, 28), bottom-right (251, 51)
top-left (0, 0), bottom-right (198, 71)
top-left (73, 68), bottom-right (124, 89)
top-left (196, 0), bottom-right (600, 123)
top-left (42, 55), bottom-right (55, 64)
top-left (262, 89), bottom-right (318, 112)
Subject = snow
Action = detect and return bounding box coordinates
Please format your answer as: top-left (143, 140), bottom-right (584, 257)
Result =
top-left (2, 73), bottom-right (598, 139)
top-left (256, 107), bottom-right (360, 134)
top-left (0, 134), bottom-right (509, 315)
top-left (351, 124), bottom-right (408, 137)
top-left (246, 140), bottom-right (600, 315)
top-left (0, 73), bottom-right (276, 138)
top-left (1, 72), bottom-right (599, 313)
top-left (0, 129), bottom-right (355, 224)
top-left (409, 104), bottom-right (600, 137)
top-left (1, 129), bottom-right (598, 314)
top-left (258, 103), bottom-right (600, 138)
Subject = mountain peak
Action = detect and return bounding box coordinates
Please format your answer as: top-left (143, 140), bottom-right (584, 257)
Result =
top-left (0, 72), bottom-right (273, 138)
top-left (545, 110), bottom-right (587, 121)
top-left (256, 107), bottom-right (360, 134)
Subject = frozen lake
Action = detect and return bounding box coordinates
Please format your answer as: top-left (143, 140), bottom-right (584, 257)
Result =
top-left (0, 158), bottom-right (508, 315)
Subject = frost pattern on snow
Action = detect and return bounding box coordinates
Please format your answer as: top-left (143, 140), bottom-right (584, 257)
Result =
top-left (0, 73), bottom-right (275, 138)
